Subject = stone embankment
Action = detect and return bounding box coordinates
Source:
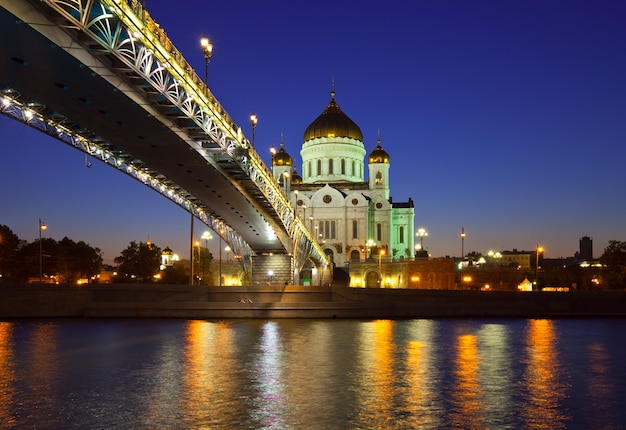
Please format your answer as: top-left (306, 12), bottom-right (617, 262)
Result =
top-left (1, 284), bottom-right (626, 319)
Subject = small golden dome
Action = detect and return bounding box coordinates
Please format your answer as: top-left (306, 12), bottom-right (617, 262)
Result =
top-left (272, 142), bottom-right (293, 166)
top-left (368, 139), bottom-right (390, 164)
top-left (291, 166), bottom-right (302, 184)
top-left (303, 91), bottom-right (363, 142)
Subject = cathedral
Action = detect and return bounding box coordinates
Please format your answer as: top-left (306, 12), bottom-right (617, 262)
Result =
top-left (271, 89), bottom-right (416, 273)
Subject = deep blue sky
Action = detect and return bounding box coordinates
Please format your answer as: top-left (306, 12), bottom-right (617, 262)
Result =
top-left (2, 0), bottom-right (625, 264)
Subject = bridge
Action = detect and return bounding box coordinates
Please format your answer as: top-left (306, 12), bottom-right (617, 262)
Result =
top-left (0, 0), bottom-right (331, 285)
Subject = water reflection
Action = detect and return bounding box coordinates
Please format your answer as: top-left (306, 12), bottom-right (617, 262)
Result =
top-left (0, 322), bottom-right (15, 427)
top-left (182, 320), bottom-right (240, 428)
top-left (522, 319), bottom-right (569, 429)
top-left (249, 321), bottom-right (288, 428)
top-left (355, 319), bottom-right (395, 427)
top-left (405, 320), bottom-right (443, 428)
top-left (0, 318), bottom-right (623, 428)
top-left (451, 333), bottom-right (484, 428)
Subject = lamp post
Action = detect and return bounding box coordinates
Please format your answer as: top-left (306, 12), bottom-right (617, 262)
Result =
top-left (195, 240), bottom-right (201, 284)
top-left (250, 113), bottom-right (258, 147)
top-left (39, 218), bottom-right (46, 283)
top-left (416, 227), bottom-right (428, 249)
top-left (200, 36), bottom-right (213, 85)
top-left (366, 239), bottom-right (375, 259)
top-left (461, 227), bottom-right (466, 259)
top-left (535, 245), bottom-right (544, 289)
top-left (201, 231), bottom-right (213, 249)
top-left (219, 228), bottom-right (224, 287)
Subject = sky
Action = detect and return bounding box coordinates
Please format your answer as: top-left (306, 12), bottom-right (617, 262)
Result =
top-left (2, 0), bottom-right (626, 264)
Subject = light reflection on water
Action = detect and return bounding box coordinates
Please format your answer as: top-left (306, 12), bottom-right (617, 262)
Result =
top-left (0, 318), bottom-right (625, 429)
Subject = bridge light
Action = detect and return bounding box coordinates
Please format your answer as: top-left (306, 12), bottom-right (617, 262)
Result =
top-left (250, 113), bottom-right (258, 147)
top-left (200, 36), bottom-right (213, 84)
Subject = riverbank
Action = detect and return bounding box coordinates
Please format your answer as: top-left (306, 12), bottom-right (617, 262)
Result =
top-left (1, 284), bottom-right (625, 319)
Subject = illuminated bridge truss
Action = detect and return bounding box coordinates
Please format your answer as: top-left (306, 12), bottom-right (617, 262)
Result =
top-left (1, 0), bottom-right (330, 278)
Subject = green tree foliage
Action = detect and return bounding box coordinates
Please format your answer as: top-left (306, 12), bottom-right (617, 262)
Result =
top-left (600, 240), bottom-right (626, 289)
top-left (114, 241), bottom-right (161, 283)
top-left (0, 225), bottom-right (20, 282)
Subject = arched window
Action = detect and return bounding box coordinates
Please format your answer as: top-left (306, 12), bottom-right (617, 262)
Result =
top-left (329, 158), bottom-right (334, 174)
top-left (317, 159), bottom-right (322, 176)
top-left (377, 223), bottom-right (382, 241)
top-left (352, 220), bottom-right (358, 239)
top-left (341, 159), bottom-right (346, 175)
top-left (307, 161), bottom-right (311, 178)
top-left (375, 171), bottom-right (383, 185)
top-left (351, 160), bottom-right (355, 176)
top-left (399, 226), bottom-right (404, 243)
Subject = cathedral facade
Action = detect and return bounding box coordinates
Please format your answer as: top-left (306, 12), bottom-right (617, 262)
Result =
top-left (271, 90), bottom-right (416, 274)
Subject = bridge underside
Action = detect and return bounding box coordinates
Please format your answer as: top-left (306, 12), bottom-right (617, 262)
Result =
top-left (0, 3), bottom-right (286, 255)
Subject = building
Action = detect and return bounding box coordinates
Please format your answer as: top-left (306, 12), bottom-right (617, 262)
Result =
top-left (577, 236), bottom-right (593, 260)
top-left (272, 89), bottom-right (415, 267)
top-left (270, 89), bottom-right (453, 288)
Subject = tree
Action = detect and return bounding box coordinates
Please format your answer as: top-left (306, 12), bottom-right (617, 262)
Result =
top-left (0, 225), bottom-right (20, 282)
top-left (114, 241), bottom-right (161, 283)
top-left (54, 237), bottom-right (103, 285)
top-left (600, 240), bottom-right (626, 289)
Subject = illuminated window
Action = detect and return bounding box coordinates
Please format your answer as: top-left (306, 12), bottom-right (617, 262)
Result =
top-left (375, 171), bottom-right (383, 185)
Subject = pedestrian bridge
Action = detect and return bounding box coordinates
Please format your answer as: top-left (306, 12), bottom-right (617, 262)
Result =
top-left (0, 0), bottom-right (331, 284)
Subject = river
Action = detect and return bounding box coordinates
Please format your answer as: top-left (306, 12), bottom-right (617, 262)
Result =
top-left (1, 318), bottom-right (624, 429)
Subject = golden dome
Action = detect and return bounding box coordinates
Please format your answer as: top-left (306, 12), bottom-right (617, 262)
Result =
top-left (291, 166), bottom-right (302, 184)
top-left (368, 139), bottom-right (390, 164)
top-left (272, 142), bottom-right (292, 166)
top-left (303, 91), bottom-right (363, 142)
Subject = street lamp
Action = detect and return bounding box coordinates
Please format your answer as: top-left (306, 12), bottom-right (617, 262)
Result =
top-left (225, 245), bottom-right (231, 262)
top-left (219, 228), bottom-right (224, 287)
top-left (366, 239), bottom-right (375, 259)
top-left (200, 36), bottom-right (213, 85)
top-left (416, 228), bottom-right (428, 248)
top-left (535, 245), bottom-right (544, 289)
top-left (201, 230), bottom-right (213, 249)
top-left (195, 240), bottom-right (201, 284)
top-left (250, 113), bottom-right (258, 147)
top-left (461, 227), bottom-right (466, 259)
top-left (379, 248), bottom-right (385, 270)
top-left (39, 218), bottom-right (47, 283)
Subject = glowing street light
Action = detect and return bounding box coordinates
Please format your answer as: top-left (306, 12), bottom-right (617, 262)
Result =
top-left (250, 113), bottom-right (258, 147)
top-left (461, 227), bottom-right (466, 259)
top-left (379, 248), bottom-right (385, 270)
top-left (366, 239), bottom-right (375, 259)
top-left (200, 36), bottom-right (213, 84)
top-left (416, 228), bottom-right (428, 247)
top-left (219, 228), bottom-right (224, 287)
top-left (201, 230), bottom-right (213, 249)
top-left (535, 245), bottom-right (544, 289)
top-left (39, 218), bottom-right (47, 283)
top-left (225, 245), bottom-right (231, 262)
